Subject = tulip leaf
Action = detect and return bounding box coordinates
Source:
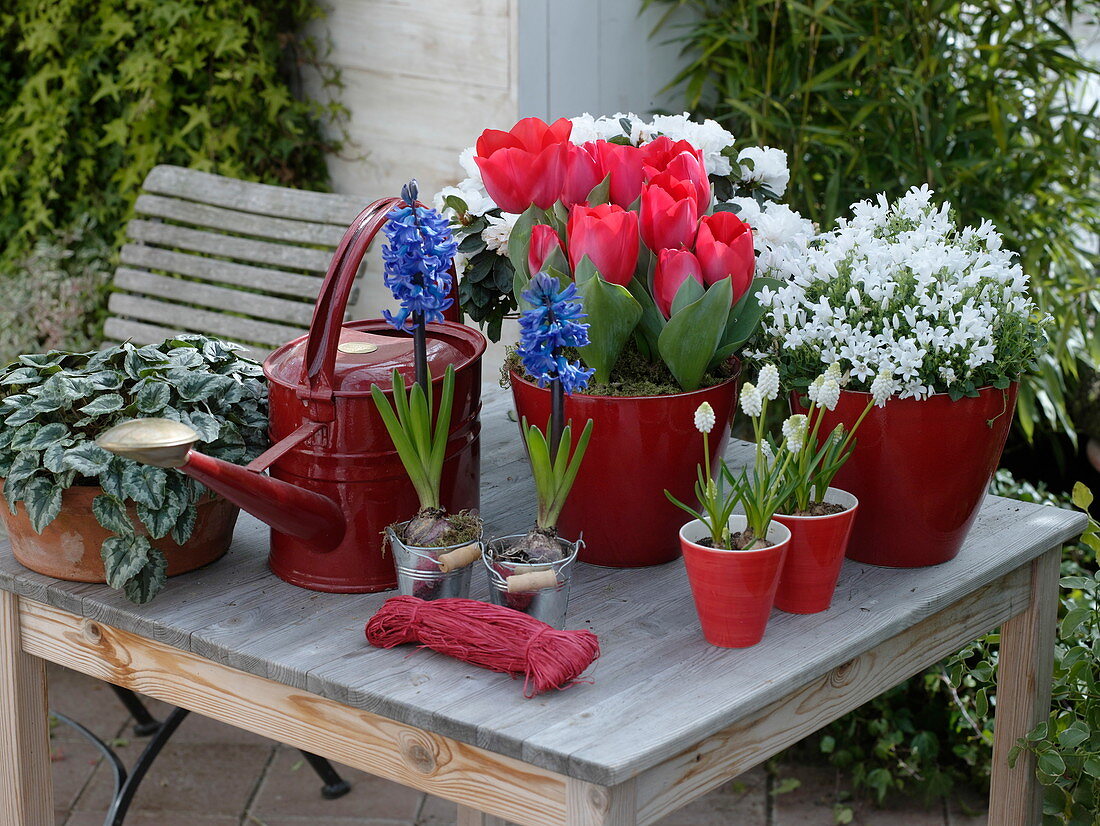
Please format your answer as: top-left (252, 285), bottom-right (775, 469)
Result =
top-left (659, 277), bottom-right (733, 391)
top-left (670, 275), bottom-right (705, 316)
top-left (573, 255), bottom-right (600, 286)
top-left (709, 276), bottom-right (783, 368)
top-left (507, 205), bottom-right (546, 280)
top-left (586, 174), bottom-right (611, 207)
top-left (541, 243), bottom-right (569, 277)
top-left (626, 277), bottom-right (665, 359)
top-left (513, 269), bottom-right (532, 311)
top-left (577, 273), bottom-right (643, 384)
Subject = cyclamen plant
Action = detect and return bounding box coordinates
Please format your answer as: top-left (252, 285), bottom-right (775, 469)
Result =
top-left (437, 113), bottom-right (811, 392)
top-left (750, 186), bottom-right (1047, 401)
top-left (371, 181), bottom-right (474, 547)
top-left (513, 273), bottom-right (594, 561)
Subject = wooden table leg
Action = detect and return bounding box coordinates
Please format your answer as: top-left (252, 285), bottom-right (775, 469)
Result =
top-left (457, 804), bottom-right (509, 825)
top-left (568, 778), bottom-right (636, 825)
top-left (989, 547), bottom-right (1060, 826)
top-left (0, 591), bottom-right (54, 826)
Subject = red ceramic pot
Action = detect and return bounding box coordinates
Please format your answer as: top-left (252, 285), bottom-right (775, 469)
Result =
top-left (679, 516), bottom-right (790, 648)
top-left (510, 370), bottom-right (739, 567)
top-left (772, 487), bottom-right (858, 614)
top-left (795, 384), bottom-right (1018, 568)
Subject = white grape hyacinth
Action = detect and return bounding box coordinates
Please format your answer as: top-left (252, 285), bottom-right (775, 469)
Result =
top-left (782, 414), bottom-right (808, 452)
top-left (694, 401), bottom-right (716, 434)
top-left (756, 364), bottom-right (780, 401)
top-left (740, 382), bottom-right (763, 418)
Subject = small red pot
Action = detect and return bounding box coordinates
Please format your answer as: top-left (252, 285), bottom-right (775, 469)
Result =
top-left (679, 516), bottom-right (791, 648)
top-left (795, 384), bottom-right (1017, 568)
top-left (773, 488), bottom-right (858, 614)
top-left (510, 370), bottom-right (739, 567)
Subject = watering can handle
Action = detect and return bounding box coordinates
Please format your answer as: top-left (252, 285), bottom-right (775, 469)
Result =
top-left (299, 196), bottom-right (402, 417)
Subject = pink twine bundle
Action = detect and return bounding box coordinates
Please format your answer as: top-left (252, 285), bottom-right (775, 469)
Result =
top-left (365, 596), bottom-right (600, 697)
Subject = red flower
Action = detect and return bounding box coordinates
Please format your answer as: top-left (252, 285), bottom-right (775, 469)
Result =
top-left (648, 152), bottom-right (710, 216)
top-left (561, 143), bottom-right (602, 207)
top-left (567, 203), bottom-right (640, 286)
top-left (640, 135), bottom-right (704, 173)
top-left (474, 117), bottom-right (573, 213)
top-left (639, 176), bottom-right (698, 252)
top-left (591, 141), bottom-right (645, 208)
top-left (695, 212), bottom-right (755, 302)
top-left (654, 249), bottom-right (704, 318)
top-left (528, 224), bottom-right (564, 275)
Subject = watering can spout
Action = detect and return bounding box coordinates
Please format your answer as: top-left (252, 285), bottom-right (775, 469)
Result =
top-left (96, 419), bottom-right (345, 552)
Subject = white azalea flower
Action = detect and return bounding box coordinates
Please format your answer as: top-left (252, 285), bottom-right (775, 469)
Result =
top-left (737, 146), bottom-right (791, 197)
top-left (482, 212), bottom-right (519, 255)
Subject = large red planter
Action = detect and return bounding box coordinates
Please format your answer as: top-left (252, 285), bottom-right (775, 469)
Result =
top-left (773, 487), bottom-right (858, 614)
top-left (679, 516), bottom-right (791, 647)
top-left (796, 384), bottom-right (1018, 568)
top-left (510, 371), bottom-right (739, 567)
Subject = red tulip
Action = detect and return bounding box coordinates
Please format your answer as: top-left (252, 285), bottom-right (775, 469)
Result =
top-left (639, 176), bottom-right (698, 252)
top-left (695, 212), bottom-right (755, 302)
top-left (654, 249), bottom-right (704, 318)
top-left (561, 143), bottom-right (602, 207)
top-left (567, 203), bottom-right (640, 286)
top-left (650, 152), bottom-right (710, 215)
top-left (474, 117), bottom-right (573, 213)
top-left (528, 224), bottom-right (564, 275)
top-left (591, 141), bottom-right (645, 208)
top-left (640, 135), bottom-right (704, 174)
top-left (476, 117), bottom-right (572, 157)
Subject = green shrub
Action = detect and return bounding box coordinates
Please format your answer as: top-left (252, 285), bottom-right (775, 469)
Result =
top-left (646, 0), bottom-right (1100, 445)
top-left (0, 0), bottom-right (341, 361)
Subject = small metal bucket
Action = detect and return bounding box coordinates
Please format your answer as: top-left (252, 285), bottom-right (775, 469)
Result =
top-left (387, 523), bottom-right (482, 601)
top-left (482, 534), bottom-right (580, 629)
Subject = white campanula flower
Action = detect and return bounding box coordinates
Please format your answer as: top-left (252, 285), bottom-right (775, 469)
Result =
top-left (740, 382), bottom-right (763, 417)
top-left (737, 146), bottom-right (791, 197)
top-left (782, 414), bottom-right (808, 452)
top-left (756, 364), bottom-right (780, 401)
top-left (694, 401), bottom-right (716, 434)
top-left (482, 212), bottom-right (519, 255)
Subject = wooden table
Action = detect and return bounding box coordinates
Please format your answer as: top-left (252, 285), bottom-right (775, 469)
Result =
top-left (0, 393), bottom-right (1087, 826)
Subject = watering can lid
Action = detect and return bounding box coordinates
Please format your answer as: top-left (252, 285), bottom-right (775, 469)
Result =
top-left (264, 320), bottom-right (486, 396)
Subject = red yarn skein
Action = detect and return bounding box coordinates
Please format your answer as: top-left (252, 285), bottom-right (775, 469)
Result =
top-left (365, 596), bottom-right (600, 698)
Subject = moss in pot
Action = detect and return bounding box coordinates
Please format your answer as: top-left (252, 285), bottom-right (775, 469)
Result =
top-left (0, 336), bottom-right (268, 603)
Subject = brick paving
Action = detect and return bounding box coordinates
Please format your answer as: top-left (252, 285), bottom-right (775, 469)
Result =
top-left (42, 662), bottom-right (987, 826)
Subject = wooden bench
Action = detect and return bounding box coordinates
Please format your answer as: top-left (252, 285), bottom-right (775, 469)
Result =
top-left (104, 165), bottom-right (370, 360)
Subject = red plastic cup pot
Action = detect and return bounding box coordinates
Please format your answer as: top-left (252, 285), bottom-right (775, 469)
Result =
top-left (772, 488), bottom-right (858, 614)
top-left (679, 516), bottom-right (791, 648)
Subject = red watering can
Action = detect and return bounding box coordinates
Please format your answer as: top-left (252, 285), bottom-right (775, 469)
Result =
top-left (97, 198), bottom-right (487, 592)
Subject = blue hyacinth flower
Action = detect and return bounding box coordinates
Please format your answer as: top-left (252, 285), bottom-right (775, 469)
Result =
top-left (517, 273), bottom-right (594, 395)
top-left (381, 180), bottom-right (458, 331)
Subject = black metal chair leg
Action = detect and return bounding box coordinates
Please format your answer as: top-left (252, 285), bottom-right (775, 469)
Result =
top-left (105, 706), bottom-right (191, 826)
top-left (109, 685), bottom-right (162, 737)
top-left (298, 749), bottom-right (352, 799)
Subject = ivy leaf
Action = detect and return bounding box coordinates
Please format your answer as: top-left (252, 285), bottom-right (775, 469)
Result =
top-left (92, 495), bottom-right (134, 535)
top-left (1037, 750), bottom-right (1066, 778)
top-left (22, 477), bottom-right (63, 532)
top-left (1071, 482), bottom-right (1093, 510)
top-left (123, 548), bottom-right (168, 605)
top-left (79, 394), bottom-right (125, 416)
top-left (135, 381), bottom-right (171, 413)
top-left (122, 464), bottom-right (167, 509)
top-left (27, 422), bottom-right (71, 450)
top-left (63, 443), bottom-right (112, 477)
top-left (101, 534), bottom-right (151, 590)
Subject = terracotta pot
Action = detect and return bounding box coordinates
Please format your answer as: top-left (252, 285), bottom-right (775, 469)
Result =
top-left (772, 487), bottom-right (858, 614)
top-left (679, 516), bottom-right (790, 648)
top-left (510, 369), bottom-right (739, 567)
top-left (2, 484), bottom-right (239, 583)
top-left (795, 384), bottom-right (1017, 568)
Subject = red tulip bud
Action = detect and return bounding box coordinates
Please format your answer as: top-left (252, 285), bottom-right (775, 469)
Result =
top-left (561, 143), bottom-right (602, 207)
top-left (474, 118), bottom-right (573, 213)
top-left (528, 224), bottom-right (564, 275)
top-left (567, 203), bottom-right (640, 287)
top-left (640, 135), bottom-right (704, 173)
top-left (695, 212), bottom-right (755, 303)
top-left (654, 249), bottom-right (704, 318)
top-left (640, 175), bottom-right (699, 253)
top-left (591, 141), bottom-right (645, 209)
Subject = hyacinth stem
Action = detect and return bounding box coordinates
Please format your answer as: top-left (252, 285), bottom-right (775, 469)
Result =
top-left (550, 377), bottom-right (564, 462)
top-left (413, 311), bottom-right (428, 395)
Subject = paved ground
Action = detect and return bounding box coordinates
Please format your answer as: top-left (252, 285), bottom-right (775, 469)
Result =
top-left (44, 662), bottom-right (989, 826)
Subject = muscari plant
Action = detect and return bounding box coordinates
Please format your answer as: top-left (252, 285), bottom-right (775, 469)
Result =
top-left (0, 336), bottom-right (268, 603)
top-left (665, 400), bottom-right (739, 550)
top-left (370, 180), bottom-right (474, 547)
top-left (512, 273), bottom-right (594, 562)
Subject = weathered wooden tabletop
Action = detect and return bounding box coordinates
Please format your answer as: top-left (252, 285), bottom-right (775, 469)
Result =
top-left (0, 390), bottom-right (1088, 787)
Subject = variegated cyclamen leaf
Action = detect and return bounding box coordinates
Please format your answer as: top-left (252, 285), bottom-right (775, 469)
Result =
top-left (185, 410), bottom-right (221, 442)
top-left (170, 504), bottom-right (198, 545)
top-left (137, 489), bottom-right (184, 540)
top-left (22, 477), bottom-right (63, 532)
top-left (123, 547), bottom-right (168, 605)
top-left (7, 450), bottom-right (41, 483)
top-left (27, 422), bottom-right (71, 450)
top-left (4, 404), bottom-right (38, 427)
top-left (79, 394), bottom-right (125, 416)
top-left (122, 463), bottom-right (167, 509)
top-left (99, 458), bottom-right (127, 500)
top-left (92, 495), bottom-right (134, 535)
top-left (9, 423), bottom-right (42, 450)
top-left (63, 443), bottom-right (112, 477)
top-left (42, 443), bottom-right (68, 473)
top-left (135, 381), bottom-right (171, 413)
top-left (101, 535), bottom-right (151, 590)
top-left (1, 367), bottom-right (42, 385)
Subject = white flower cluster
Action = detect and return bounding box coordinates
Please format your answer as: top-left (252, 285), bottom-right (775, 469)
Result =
top-left (720, 198), bottom-right (815, 282)
top-left (735, 146), bottom-right (790, 197)
top-left (806, 362), bottom-right (843, 410)
top-left (568, 112), bottom-right (737, 177)
top-left (751, 186), bottom-right (1041, 401)
top-left (740, 364), bottom-right (780, 418)
top-left (693, 401), bottom-right (716, 434)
